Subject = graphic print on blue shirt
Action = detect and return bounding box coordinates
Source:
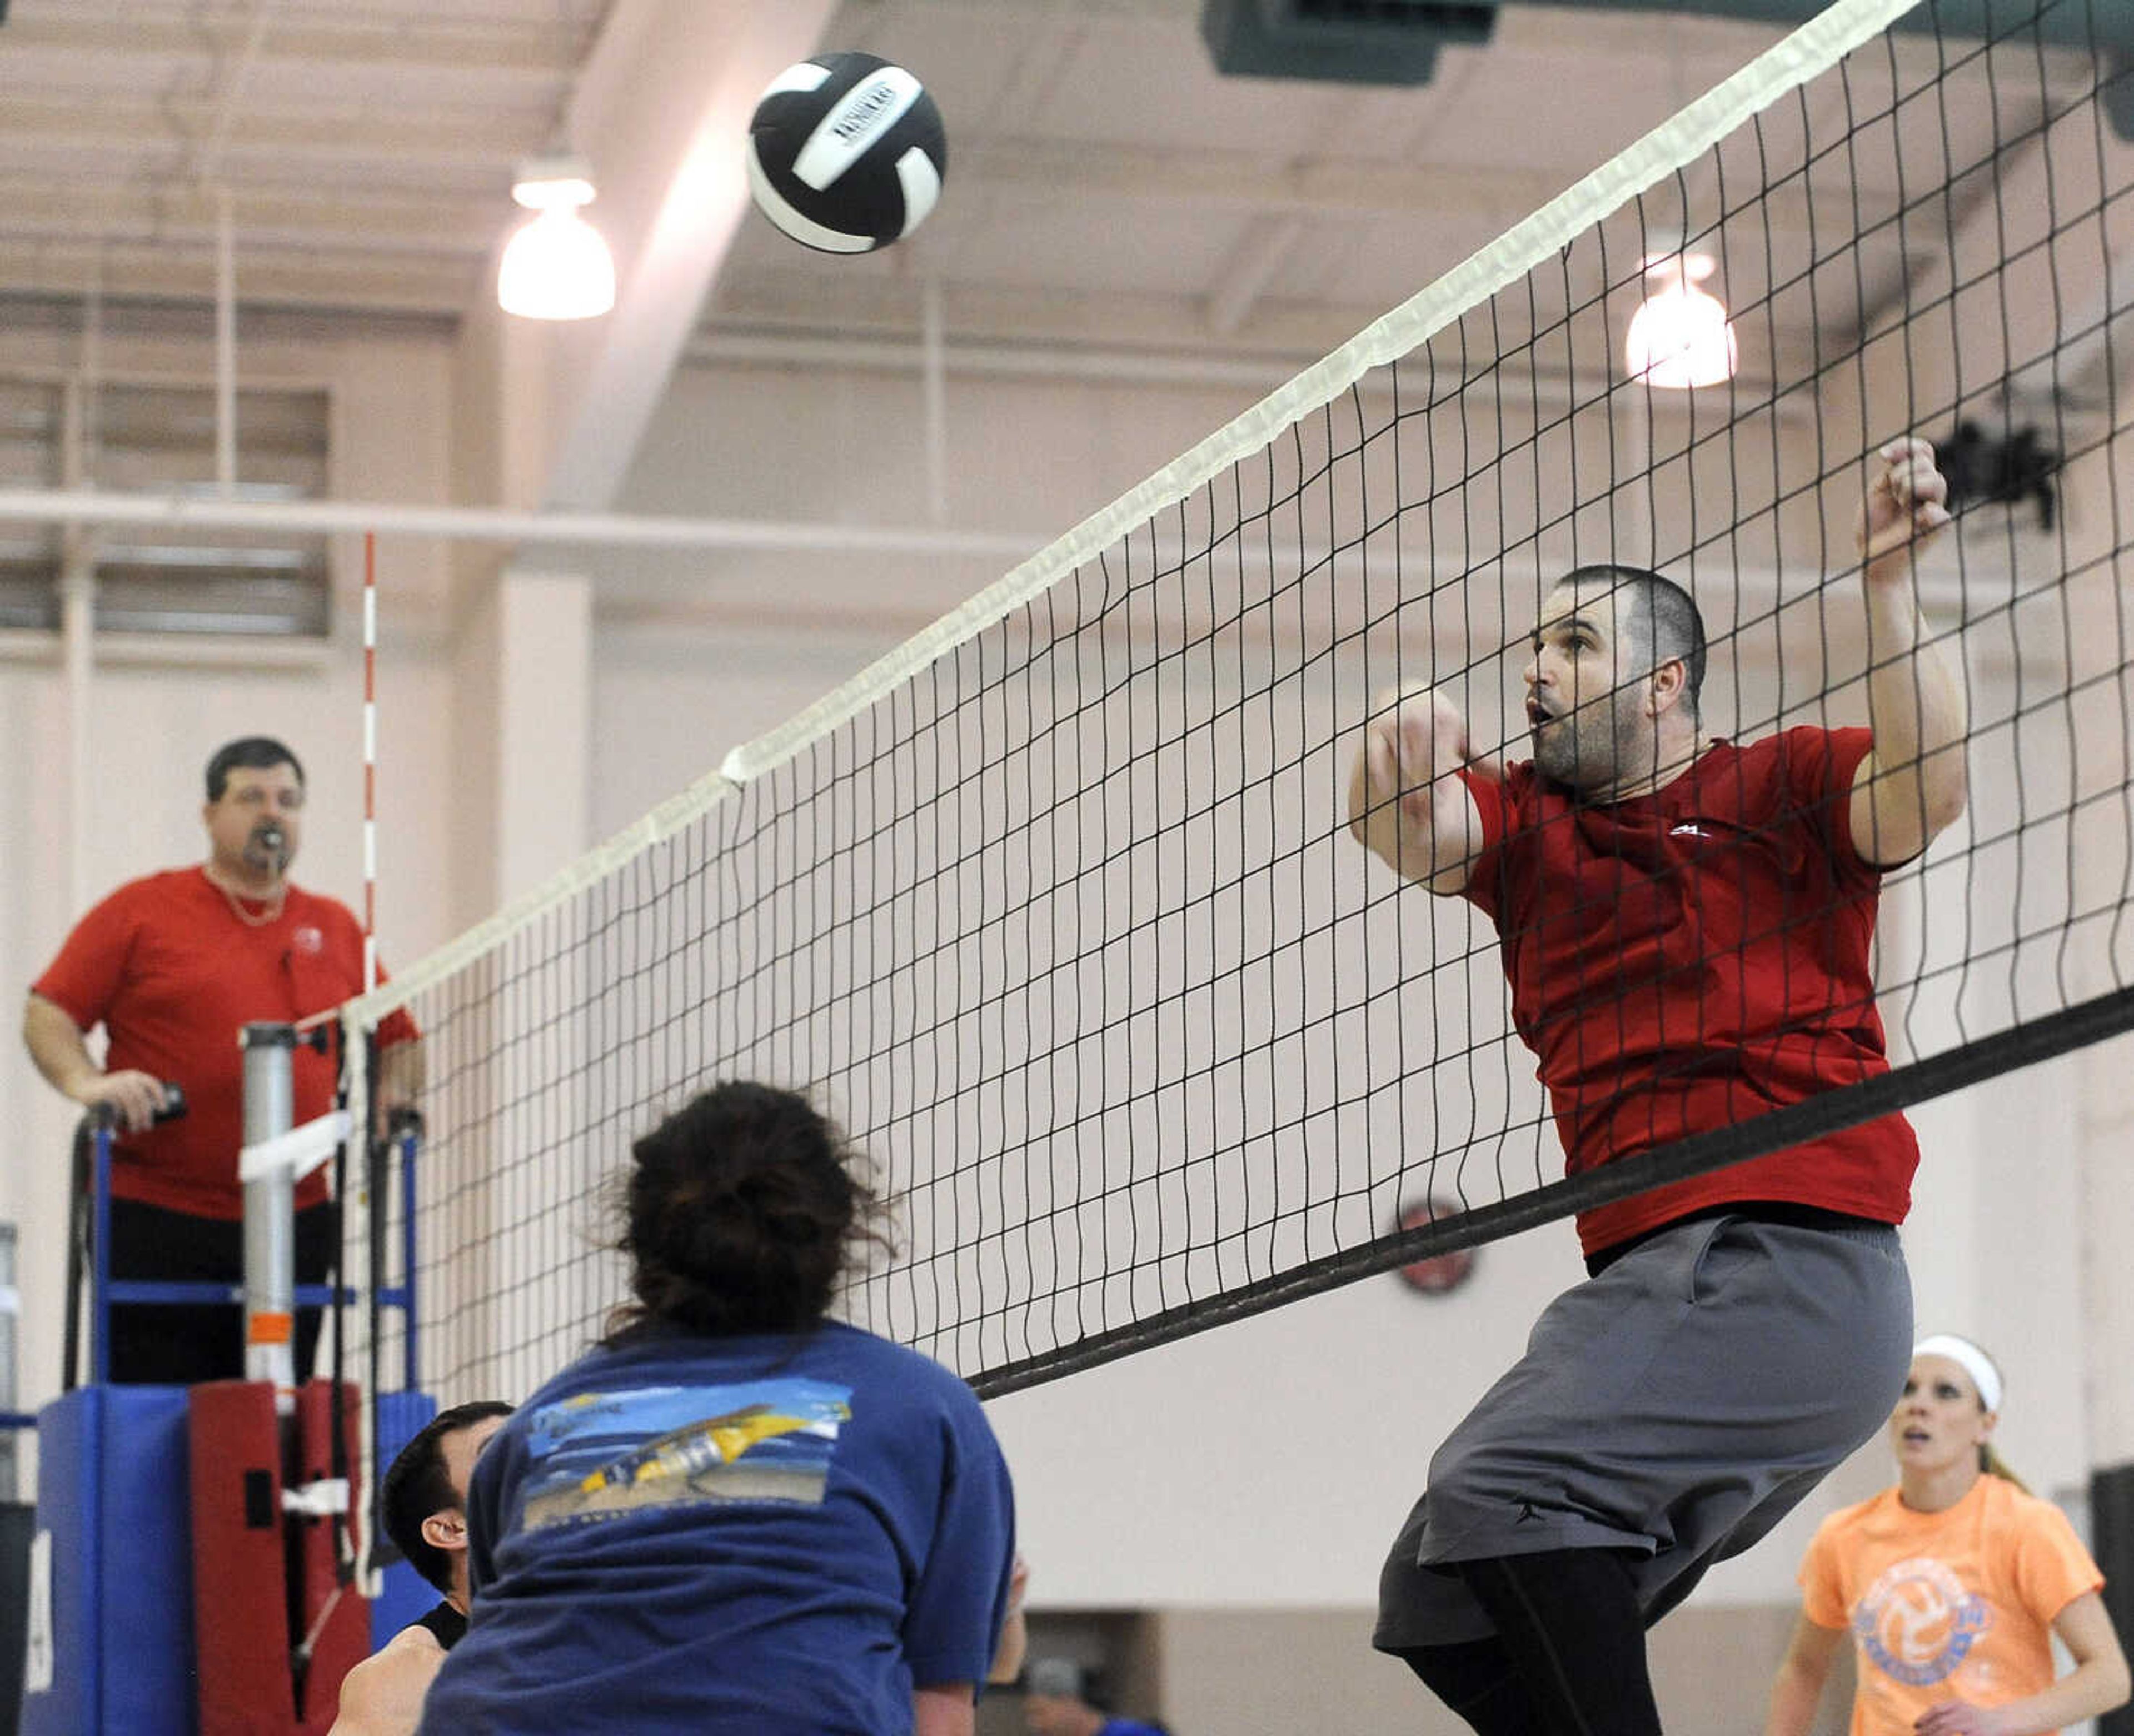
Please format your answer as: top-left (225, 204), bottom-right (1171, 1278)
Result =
top-left (521, 1378), bottom-right (854, 1530)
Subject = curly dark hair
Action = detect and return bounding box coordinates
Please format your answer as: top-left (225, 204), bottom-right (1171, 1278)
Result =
top-left (605, 1081), bottom-right (890, 1343)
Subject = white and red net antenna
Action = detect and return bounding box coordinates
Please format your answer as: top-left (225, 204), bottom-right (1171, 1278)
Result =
top-left (362, 530), bottom-right (378, 996)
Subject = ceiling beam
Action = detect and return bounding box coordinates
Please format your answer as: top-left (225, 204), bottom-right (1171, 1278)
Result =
top-left (0, 10), bottom-right (585, 76)
top-left (0, 246), bottom-right (481, 317)
top-left (512, 0), bottom-right (839, 512)
top-left (0, 125), bottom-right (1927, 317)
top-left (0, 176), bottom-right (495, 256)
top-left (0, 98), bottom-right (532, 186)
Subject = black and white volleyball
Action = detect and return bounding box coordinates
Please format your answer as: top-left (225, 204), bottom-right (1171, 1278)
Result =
top-left (747, 53), bottom-right (947, 254)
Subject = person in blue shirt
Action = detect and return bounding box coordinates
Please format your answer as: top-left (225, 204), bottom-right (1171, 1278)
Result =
top-left (417, 1080), bottom-right (1018, 1736)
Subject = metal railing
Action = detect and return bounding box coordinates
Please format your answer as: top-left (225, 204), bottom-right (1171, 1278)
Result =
top-left (55, 1046), bottom-right (421, 1395)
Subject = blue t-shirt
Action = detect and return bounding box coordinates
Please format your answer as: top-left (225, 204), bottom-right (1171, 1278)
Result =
top-left (416, 1320), bottom-right (1015, 1734)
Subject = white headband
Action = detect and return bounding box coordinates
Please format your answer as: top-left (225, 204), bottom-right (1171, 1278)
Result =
top-left (1913, 1335), bottom-right (2003, 1413)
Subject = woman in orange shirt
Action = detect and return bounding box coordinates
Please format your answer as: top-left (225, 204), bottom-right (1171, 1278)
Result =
top-left (1765, 1335), bottom-right (2130, 1736)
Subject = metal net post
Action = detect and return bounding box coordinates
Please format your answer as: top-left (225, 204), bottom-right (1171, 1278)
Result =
top-left (241, 1022), bottom-right (298, 1400)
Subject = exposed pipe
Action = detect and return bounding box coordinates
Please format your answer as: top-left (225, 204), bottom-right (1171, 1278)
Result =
top-left (59, 378), bottom-right (95, 918)
top-left (684, 326), bottom-right (1811, 415)
top-left (78, 260), bottom-right (101, 482)
top-left (61, 561), bottom-right (93, 913)
top-left (1228, 0), bottom-right (2132, 55)
top-left (923, 279), bottom-right (948, 527)
top-left (187, 0), bottom-right (281, 501)
top-left (216, 187), bottom-right (237, 497)
top-left (192, 0), bottom-right (283, 192)
top-left (689, 328), bottom-right (1330, 392)
top-left (1621, 381), bottom-right (1657, 570)
top-left (1505, 0), bottom-right (2132, 49)
top-left (0, 488), bottom-right (1048, 557)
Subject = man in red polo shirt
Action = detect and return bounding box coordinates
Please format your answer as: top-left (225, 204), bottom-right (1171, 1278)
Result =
top-left (1351, 440), bottom-right (1969, 1734)
top-left (24, 735), bottom-right (420, 1385)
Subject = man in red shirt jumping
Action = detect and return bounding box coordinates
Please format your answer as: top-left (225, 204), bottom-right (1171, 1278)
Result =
top-left (24, 736), bottom-right (419, 1385)
top-left (1352, 440), bottom-right (1968, 1734)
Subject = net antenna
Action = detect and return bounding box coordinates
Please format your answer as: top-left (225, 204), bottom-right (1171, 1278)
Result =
top-left (337, 0), bottom-right (2133, 1457)
top-left (337, 528), bottom-right (381, 1589)
top-left (362, 530), bottom-right (380, 999)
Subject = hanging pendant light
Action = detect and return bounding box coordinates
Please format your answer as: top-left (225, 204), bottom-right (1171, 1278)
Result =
top-left (1624, 251), bottom-right (1737, 389)
top-left (497, 153), bottom-right (616, 321)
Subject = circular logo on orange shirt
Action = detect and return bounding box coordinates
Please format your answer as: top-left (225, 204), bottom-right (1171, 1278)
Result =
top-left (1853, 1555), bottom-right (1992, 1686)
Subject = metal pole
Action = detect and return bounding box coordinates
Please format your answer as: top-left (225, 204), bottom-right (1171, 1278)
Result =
top-left (215, 187), bottom-right (236, 497)
top-left (91, 1124), bottom-right (114, 1389)
top-left (921, 277), bottom-right (947, 527)
top-left (399, 1121), bottom-right (420, 1395)
top-left (59, 355), bottom-right (96, 922)
top-left (241, 1023), bottom-right (298, 1401)
top-left (1, 1224), bottom-right (18, 1501)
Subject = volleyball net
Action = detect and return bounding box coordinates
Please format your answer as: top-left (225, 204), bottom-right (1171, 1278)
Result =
top-left (339, 0), bottom-right (2133, 1454)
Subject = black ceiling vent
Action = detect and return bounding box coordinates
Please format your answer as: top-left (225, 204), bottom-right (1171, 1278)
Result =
top-left (1201, 0), bottom-right (1498, 86)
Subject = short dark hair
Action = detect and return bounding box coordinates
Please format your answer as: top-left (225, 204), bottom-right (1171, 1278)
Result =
top-left (381, 1400), bottom-right (513, 1594)
top-left (205, 736), bottom-right (305, 802)
top-left (605, 1081), bottom-right (891, 1344)
top-left (1563, 565), bottom-right (1707, 715)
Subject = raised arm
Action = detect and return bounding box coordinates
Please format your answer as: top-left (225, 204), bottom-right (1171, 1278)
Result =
top-left (1763, 1612), bottom-right (1844, 1736)
top-left (1848, 436), bottom-right (1969, 867)
top-left (1345, 686), bottom-right (1487, 896)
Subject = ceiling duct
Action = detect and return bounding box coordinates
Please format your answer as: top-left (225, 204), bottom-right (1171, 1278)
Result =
top-left (1202, 0), bottom-right (2134, 134)
top-left (1201, 0), bottom-right (1498, 86)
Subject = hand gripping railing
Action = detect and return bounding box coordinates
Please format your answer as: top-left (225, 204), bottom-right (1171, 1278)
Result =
top-left (58, 1045), bottom-right (422, 1394)
top-left (62, 1082), bottom-right (187, 1392)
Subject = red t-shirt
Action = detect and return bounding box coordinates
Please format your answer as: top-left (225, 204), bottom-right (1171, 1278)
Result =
top-left (1459, 726), bottom-right (1918, 1258)
top-left (32, 866), bottom-right (419, 1220)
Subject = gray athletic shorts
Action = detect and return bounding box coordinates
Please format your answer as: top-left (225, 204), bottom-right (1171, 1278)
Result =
top-left (1374, 1210), bottom-right (1911, 1652)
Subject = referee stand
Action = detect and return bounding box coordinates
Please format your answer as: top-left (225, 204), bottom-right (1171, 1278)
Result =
top-left (2, 1226), bottom-right (33, 1736)
top-left (15, 1027), bottom-right (433, 1736)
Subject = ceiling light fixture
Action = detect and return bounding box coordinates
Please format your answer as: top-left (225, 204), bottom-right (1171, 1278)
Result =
top-left (497, 153), bottom-right (616, 321)
top-left (1623, 251), bottom-right (1737, 390)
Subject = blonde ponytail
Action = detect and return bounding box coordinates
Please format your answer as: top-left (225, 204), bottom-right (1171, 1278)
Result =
top-left (1981, 1443), bottom-right (2030, 1493)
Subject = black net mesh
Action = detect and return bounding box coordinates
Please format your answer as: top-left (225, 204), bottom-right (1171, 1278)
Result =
top-left (352, 0), bottom-right (2134, 1421)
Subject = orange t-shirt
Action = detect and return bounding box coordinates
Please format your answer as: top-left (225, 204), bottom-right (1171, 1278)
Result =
top-left (1799, 1475), bottom-right (2105, 1736)
top-left (32, 866), bottom-right (418, 1220)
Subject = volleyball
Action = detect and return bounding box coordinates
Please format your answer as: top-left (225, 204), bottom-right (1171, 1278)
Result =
top-left (746, 52), bottom-right (947, 255)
